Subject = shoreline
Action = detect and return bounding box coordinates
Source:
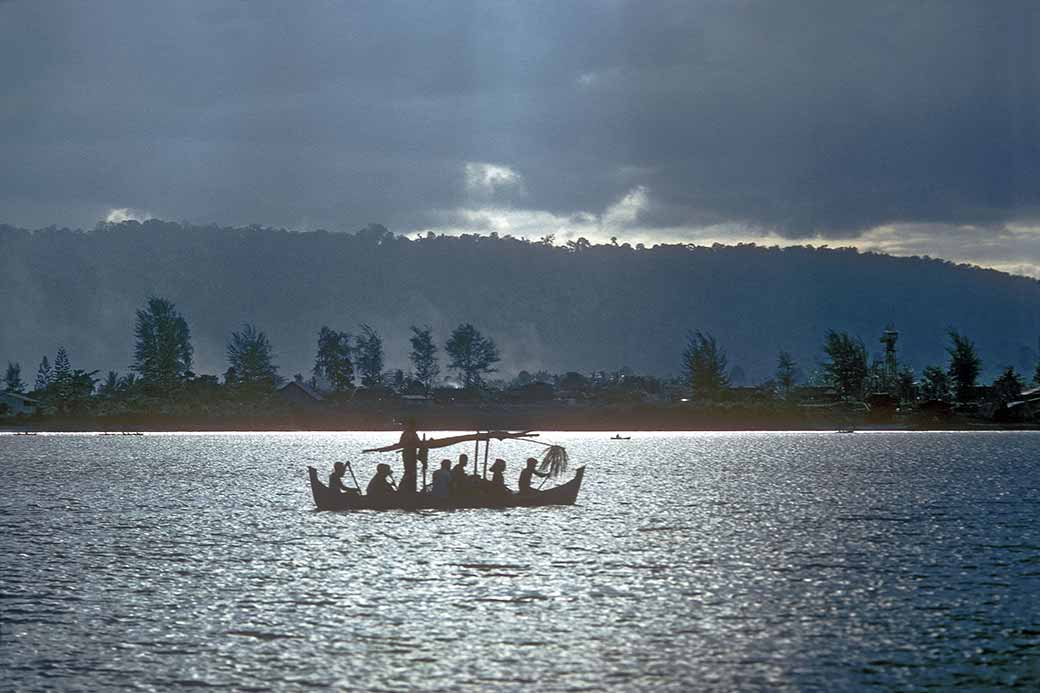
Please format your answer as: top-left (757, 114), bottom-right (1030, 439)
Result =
top-left (4, 399), bottom-right (1037, 434)
top-left (3, 419), bottom-right (1038, 434)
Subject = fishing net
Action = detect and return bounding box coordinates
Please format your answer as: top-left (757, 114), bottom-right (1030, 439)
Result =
top-left (538, 445), bottom-right (569, 479)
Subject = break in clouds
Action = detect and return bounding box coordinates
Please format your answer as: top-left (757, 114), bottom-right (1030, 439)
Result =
top-left (2, 1), bottom-right (1039, 274)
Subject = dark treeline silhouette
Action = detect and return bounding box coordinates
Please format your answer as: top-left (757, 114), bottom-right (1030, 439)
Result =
top-left (2, 219), bottom-right (1040, 387)
top-left (4, 294), bottom-right (1039, 426)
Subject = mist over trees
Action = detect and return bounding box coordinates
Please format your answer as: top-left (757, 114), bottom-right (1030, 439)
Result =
top-left (2, 220), bottom-right (1039, 382)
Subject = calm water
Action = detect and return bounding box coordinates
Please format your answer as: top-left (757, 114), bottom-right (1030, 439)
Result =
top-left (2, 431), bottom-right (1039, 691)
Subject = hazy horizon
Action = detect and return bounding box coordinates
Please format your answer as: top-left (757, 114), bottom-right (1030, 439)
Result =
top-left (3, 220), bottom-right (1038, 384)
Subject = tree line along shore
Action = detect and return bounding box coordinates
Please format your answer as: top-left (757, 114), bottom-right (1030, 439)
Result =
top-left (2, 296), bottom-right (1039, 431)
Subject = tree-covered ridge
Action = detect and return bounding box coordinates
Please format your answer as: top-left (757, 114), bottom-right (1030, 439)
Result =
top-left (1, 220), bottom-right (1039, 383)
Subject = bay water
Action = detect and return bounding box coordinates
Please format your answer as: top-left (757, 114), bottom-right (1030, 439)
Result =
top-left (2, 431), bottom-right (1039, 690)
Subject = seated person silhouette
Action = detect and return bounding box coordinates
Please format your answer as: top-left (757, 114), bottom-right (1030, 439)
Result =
top-left (518, 457), bottom-right (550, 495)
top-left (366, 463), bottom-right (395, 498)
top-left (450, 454), bottom-right (469, 495)
top-left (329, 462), bottom-right (352, 492)
top-left (431, 459), bottom-right (452, 498)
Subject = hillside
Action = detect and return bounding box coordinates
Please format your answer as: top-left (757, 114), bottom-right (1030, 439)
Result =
top-left (2, 221), bottom-right (1038, 384)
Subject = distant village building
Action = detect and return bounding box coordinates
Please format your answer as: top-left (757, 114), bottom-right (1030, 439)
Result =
top-left (506, 381), bottom-right (555, 403)
top-left (276, 381), bottom-right (324, 407)
top-left (400, 393), bottom-right (434, 405)
top-left (999, 386), bottom-right (1040, 423)
top-left (0, 391), bottom-right (42, 416)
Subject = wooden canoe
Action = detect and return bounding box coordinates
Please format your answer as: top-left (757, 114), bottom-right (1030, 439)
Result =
top-left (308, 465), bottom-right (585, 511)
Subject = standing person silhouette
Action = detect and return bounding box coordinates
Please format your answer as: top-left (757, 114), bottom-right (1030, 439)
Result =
top-left (396, 417), bottom-right (421, 495)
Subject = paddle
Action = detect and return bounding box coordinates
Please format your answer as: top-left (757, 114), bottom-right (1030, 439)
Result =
top-left (345, 461), bottom-right (361, 490)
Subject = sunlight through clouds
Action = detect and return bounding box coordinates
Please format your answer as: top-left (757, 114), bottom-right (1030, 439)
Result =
top-left (463, 162), bottom-right (525, 199)
top-left (104, 207), bottom-right (154, 224)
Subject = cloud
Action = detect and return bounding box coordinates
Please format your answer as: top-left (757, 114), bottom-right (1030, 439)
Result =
top-left (1, 1), bottom-right (1039, 276)
top-left (601, 186), bottom-right (648, 229)
top-left (104, 207), bottom-right (154, 224)
top-left (464, 162), bottom-right (525, 200)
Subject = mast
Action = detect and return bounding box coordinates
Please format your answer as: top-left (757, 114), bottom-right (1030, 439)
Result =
top-left (483, 434), bottom-right (490, 479)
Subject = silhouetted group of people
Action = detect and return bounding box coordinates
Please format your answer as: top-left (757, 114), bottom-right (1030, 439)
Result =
top-left (330, 419), bottom-right (550, 500)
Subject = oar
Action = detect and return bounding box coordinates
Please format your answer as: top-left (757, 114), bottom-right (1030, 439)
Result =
top-left (345, 461), bottom-right (361, 490)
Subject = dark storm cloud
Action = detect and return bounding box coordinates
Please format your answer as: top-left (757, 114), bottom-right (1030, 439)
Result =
top-left (1, 1), bottom-right (1038, 237)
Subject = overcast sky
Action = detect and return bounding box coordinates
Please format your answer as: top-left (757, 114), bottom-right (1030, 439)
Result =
top-left (3, 1), bottom-right (1039, 275)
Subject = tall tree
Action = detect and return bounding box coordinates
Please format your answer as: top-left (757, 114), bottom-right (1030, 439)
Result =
top-left (355, 323), bottom-right (385, 389)
top-left (946, 330), bottom-right (981, 402)
top-left (992, 366), bottom-right (1024, 405)
top-left (69, 369), bottom-right (100, 403)
top-left (51, 347), bottom-right (73, 407)
top-left (682, 331), bottom-right (729, 399)
top-left (446, 323), bottom-right (500, 388)
top-left (920, 365), bottom-right (951, 401)
top-left (99, 371), bottom-right (120, 397)
top-left (409, 325), bottom-right (439, 392)
top-left (1034, 359), bottom-right (1040, 387)
top-left (821, 330), bottom-right (868, 398)
top-left (313, 326), bottom-right (354, 392)
top-left (4, 362), bottom-right (24, 393)
top-left (775, 350), bottom-right (797, 397)
top-left (132, 296), bottom-right (193, 392)
top-left (227, 323), bottom-right (279, 387)
top-left (35, 356), bottom-right (51, 392)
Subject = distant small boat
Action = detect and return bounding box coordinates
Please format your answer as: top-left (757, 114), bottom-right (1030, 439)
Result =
top-left (836, 428), bottom-right (855, 434)
top-left (610, 434), bottom-right (631, 440)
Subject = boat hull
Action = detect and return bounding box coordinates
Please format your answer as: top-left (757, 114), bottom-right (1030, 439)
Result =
top-left (308, 465), bottom-right (585, 511)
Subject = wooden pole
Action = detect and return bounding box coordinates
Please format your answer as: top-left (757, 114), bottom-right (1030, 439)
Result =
top-left (421, 434), bottom-right (428, 492)
top-left (483, 435), bottom-right (490, 479)
top-left (473, 433), bottom-right (480, 476)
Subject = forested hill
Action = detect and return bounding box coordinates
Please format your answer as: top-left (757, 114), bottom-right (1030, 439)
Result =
top-left (3, 221), bottom-right (1039, 384)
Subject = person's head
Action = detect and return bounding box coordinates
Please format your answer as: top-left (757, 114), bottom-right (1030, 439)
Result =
top-left (440, 459), bottom-right (451, 470)
top-left (526, 457), bottom-right (538, 470)
top-left (377, 463), bottom-right (391, 476)
top-left (404, 417), bottom-right (417, 431)
top-left (458, 453), bottom-right (468, 465)
top-left (333, 462), bottom-right (346, 475)
top-left (491, 458), bottom-right (506, 473)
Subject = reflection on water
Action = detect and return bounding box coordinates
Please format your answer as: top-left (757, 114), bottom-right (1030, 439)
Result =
top-left (2, 431), bottom-right (1039, 690)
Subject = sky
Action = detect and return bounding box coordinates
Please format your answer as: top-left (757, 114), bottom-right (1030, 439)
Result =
top-left (3, 1), bottom-right (1040, 276)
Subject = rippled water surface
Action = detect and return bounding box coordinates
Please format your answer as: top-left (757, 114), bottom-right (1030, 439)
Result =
top-left (2, 431), bottom-right (1039, 691)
